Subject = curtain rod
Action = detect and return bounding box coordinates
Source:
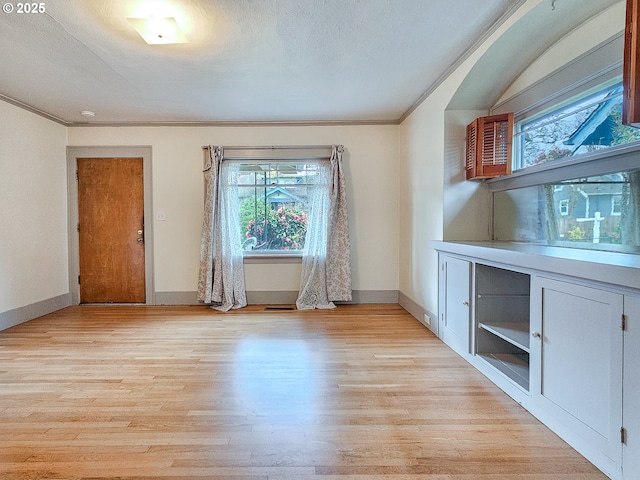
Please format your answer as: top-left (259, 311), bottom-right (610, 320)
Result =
top-left (201, 145), bottom-right (333, 150)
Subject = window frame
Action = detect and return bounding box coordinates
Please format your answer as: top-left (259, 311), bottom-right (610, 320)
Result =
top-left (213, 145), bottom-right (334, 260)
top-left (487, 34), bottom-right (627, 193)
top-left (612, 195), bottom-right (623, 216)
top-left (486, 34), bottom-right (640, 253)
top-left (559, 199), bottom-right (569, 216)
top-left (235, 160), bottom-right (321, 257)
top-left (512, 81), bottom-right (626, 172)
top-left (486, 137), bottom-right (640, 193)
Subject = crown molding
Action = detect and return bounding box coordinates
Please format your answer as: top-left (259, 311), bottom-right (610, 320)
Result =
top-left (0, 93), bottom-right (71, 126)
top-left (398, 0), bottom-right (528, 123)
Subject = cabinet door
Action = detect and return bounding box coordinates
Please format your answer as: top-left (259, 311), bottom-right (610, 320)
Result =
top-left (439, 255), bottom-right (471, 355)
top-left (623, 295), bottom-right (640, 479)
top-left (531, 277), bottom-right (623, 472)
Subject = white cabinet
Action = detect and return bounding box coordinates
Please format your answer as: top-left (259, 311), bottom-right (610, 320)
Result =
top-left (623, 294), bottom-right (640, 479)
top-left (475, 264), bottom-right (530, 391)
top-left (431, 241), bottom-right (640, 480)
top-left (438, 255), bottom-right (471, 355)
top-left (530, 277), bottom-right (623, 477)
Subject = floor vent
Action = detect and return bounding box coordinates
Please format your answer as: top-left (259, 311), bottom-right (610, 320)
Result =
top-left (264, 306), bottom-right (295, 311)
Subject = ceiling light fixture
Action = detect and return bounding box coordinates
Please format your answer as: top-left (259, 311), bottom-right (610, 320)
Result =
top-left (127, 16), bottom-right (188, 45)
top-left (81, 111), bottom-right (96, 117)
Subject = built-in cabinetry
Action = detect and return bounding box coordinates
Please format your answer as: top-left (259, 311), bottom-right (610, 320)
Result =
top-left (531, 277), bottom-right (623, 475)
top-left (623, 294), bottom-right (640, 479)
top-left (438, 255), bottom-right (471, 355)
top-left (475, 264), bottom-right (530, 391)
top-left (432, 241), bottom-right (640, 480)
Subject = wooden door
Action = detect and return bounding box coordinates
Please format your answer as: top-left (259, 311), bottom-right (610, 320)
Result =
top-left (77, 158), bottom-right (145, 303)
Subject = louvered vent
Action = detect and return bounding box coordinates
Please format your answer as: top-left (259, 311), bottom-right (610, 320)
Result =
top-left (466, 121), bottom-right (477, 175)
top-left (465, 113), bottom-right (513, 180)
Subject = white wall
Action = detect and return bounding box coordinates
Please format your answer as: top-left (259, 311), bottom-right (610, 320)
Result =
top-left (496, 2), bottom-right (625, 105)
top-left (68, 124), bottom-right (399, 299)
top-left (397, 2), bottom-right (536, 319)
top-left (443, 110), bottom-right (492, 242)
top-left (398, 0), bottom-right (624, 324)
top-left (2, 0), bottom-right (621, 320)
top-left (397, 91), bottom-right (446, 319)
top-left (0, 101), bottom-right (68, 314)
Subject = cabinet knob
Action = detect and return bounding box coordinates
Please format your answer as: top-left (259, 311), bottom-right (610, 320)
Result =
top-left (531, 331), bottom-right (541, 338)
top-left (462, 301), bottom-right (469, 306)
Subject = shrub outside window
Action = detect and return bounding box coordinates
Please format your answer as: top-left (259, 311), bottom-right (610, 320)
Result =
top-left (236, 162), bottom-right (319, 253)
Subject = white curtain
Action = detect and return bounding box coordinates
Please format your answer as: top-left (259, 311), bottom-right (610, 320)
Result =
top-left (296, 145), bottom-right (352, 309)
top-left (197, 146), bottom-right (247, 311)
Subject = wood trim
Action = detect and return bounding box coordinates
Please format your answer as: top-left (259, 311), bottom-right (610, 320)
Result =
top-left (466, 113), bottom-right (513, 179)
top-left (623, 0), bottom-right (640, 126)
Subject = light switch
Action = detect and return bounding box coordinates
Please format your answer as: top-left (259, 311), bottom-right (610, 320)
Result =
top-left (156, 211), bottom-right (166, 221)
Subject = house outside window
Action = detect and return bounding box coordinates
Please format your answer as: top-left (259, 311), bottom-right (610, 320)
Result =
top-left (237, 162), bottom-right (319, 253)
top-left (514, 82), bottom-right (640, 171)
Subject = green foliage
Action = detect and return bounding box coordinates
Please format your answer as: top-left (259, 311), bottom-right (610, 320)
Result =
top-left (603, 225), bottom-right (622, 244)
top-left (243, 203), bottom-right (308, 250)
top-left (567, 225), bottom-right (586, 241)
top-left (239, 196), bottom-right (266, 241)
top-left (610, 110), bottom-right (640, 146)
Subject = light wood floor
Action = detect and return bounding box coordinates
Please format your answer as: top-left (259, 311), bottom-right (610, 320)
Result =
top-left (0, 304), bottom-right (607, 480)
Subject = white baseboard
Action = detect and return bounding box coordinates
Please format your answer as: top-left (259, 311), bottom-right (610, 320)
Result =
top-left (155, 290), bottom-right (400, 306)
top-left (398, 290), bottom-right (438, 336)
top-left (0, 293), bottom-right (71, 332)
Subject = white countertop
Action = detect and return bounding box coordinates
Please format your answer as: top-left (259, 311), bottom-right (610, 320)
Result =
top-left (430, 241), bottom-right (640, 293)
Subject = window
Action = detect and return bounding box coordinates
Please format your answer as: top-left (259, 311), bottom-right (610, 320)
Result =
top-left (514, 82), bottom-right (640, 171)
top-left (493, 169), bottom-right (640, 252)
top-left (559, 199), bottom-right (569, 216)
top-left (484, 33), bottom-right (640, 253)
top-left (237, 162), bottom-right (320, 253)
top-left (612, 195), bottom-right (623, 215)
top-left (491, 78), bottom-right (640, 253)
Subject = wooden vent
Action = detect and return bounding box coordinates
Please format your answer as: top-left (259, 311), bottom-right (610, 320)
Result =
top-left (465, 112), bottom-right (513, 180)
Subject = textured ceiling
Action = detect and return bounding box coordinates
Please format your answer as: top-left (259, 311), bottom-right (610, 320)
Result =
top-left (0, 0), bottom-right (623, 126)
top-left (0, 0), bottom-right (522, 125)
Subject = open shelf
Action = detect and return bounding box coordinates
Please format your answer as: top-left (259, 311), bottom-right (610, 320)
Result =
top-left (478, 321), bottom-right (529, 352)
top-left (475, 263), bottom-right (531, 392)
top-left (478, 352), bottom-right (529, 391)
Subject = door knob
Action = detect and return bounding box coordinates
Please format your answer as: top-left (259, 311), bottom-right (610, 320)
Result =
top-left (137, 237), bottom-right (144, 243)
top-left (137, 229), bottom-right (143, 235)
top-left (462, 301), bottom-right (469, 306)
top-left (531, 331), bottom-right (541, 338)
